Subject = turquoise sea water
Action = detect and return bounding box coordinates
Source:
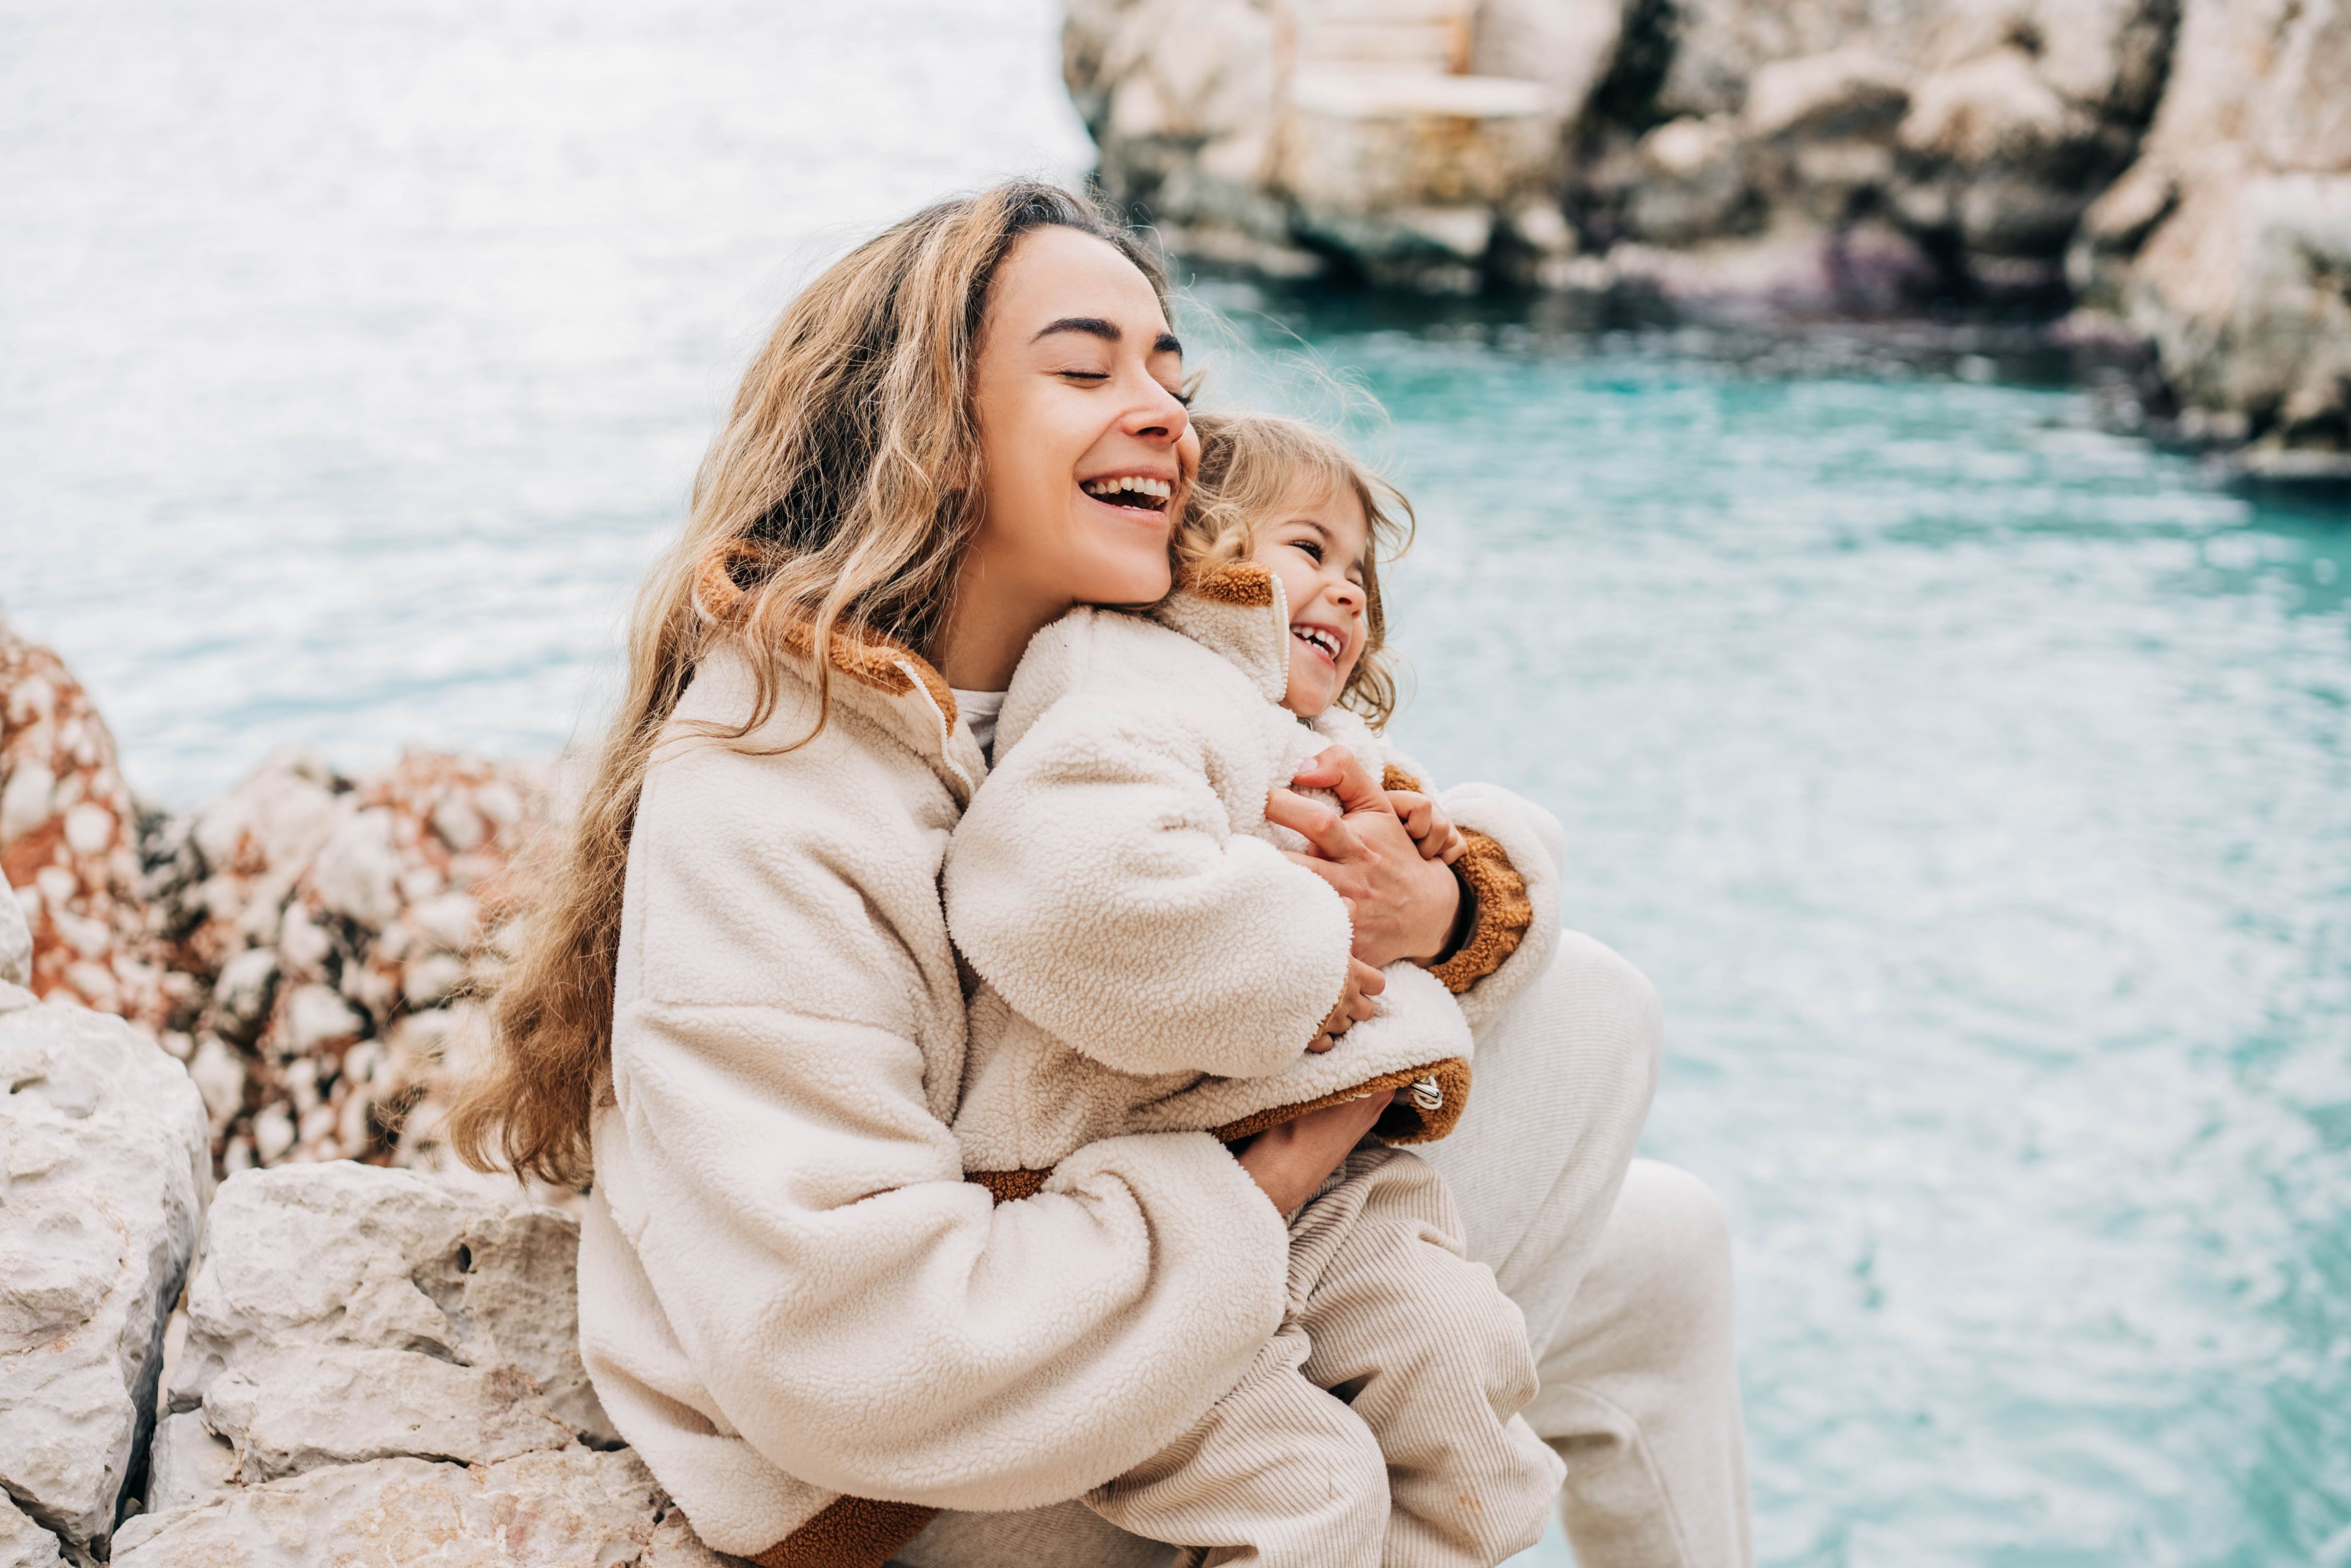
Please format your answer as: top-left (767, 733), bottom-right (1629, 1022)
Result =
top-left (4, 5), bottom-right (2348, 1564)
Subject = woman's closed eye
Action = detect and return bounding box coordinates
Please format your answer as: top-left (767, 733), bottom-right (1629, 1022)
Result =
top-left (1057, 368), bottom-right (1192, 406)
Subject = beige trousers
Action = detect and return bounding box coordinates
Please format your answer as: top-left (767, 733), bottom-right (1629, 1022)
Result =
top-left (1086, 1146), bottom-right (1564, 1567)
top-left (895, 932), bottom-right (1753, 1568)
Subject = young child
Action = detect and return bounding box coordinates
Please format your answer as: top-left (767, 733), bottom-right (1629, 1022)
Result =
top-left (937, 412), bottom-right (1568, 1567)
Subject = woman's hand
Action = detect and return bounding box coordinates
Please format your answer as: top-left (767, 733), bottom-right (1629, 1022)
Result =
top-left (1267, 747), bottom-right (1462, 969)
top-left (1386, 789), bottom-right (1467, 864)
top-left (1233, 1092), bottom-right (1393, 1214)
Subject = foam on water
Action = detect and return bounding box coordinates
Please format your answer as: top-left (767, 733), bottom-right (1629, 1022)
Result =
top-left (4, 6), bottom-right (2348, 1564)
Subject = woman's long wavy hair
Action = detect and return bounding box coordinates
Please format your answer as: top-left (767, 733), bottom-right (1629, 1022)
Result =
top-left (447, 182), bottom-right (1171, 1187)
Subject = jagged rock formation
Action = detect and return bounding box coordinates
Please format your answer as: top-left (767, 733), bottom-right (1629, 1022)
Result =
top-left (0, 982), bottom-right (210, 1560)
top-left (1069, 0), bottom-right (2351, 470)
top-left (116, 1163), bottom-right (717, 1567)
top-left (2069, 0), bottom-right (2351, 476)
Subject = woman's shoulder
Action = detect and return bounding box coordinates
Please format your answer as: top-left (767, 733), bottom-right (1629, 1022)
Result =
top-left (642, 644), bottom-right (955, 844)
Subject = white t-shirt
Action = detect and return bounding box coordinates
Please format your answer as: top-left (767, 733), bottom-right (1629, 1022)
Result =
top-left (953, 688), bottom-right (1008, 764)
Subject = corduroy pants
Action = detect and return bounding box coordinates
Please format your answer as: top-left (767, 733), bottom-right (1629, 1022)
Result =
top-left (1085, 1144), bottom-right (1564, 1567)
top-left (895, 932), bottom-right (1753, 1568)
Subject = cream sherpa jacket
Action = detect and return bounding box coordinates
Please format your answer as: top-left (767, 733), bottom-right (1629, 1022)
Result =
top-left (945, 560), bottom-right (1561, 1176)
top-left (576, 556), bottom-right (1562, 1568)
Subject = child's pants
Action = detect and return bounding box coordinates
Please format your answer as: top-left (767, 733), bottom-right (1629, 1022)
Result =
top-left (1085, 1144), bottom-right (1565, 1568)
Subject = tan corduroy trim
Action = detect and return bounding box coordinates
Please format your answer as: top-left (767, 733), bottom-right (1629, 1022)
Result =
top-left (1428, 830), bottom-right (1531, 995)
top-left (694, 542), bottom-right (959, 730)
top-left (1186, 561), bottom-right (1277, 607)
top-left (743, 1495), bottom-right (938, 1568)
top-left (1204, 1057), bottom-right (1472, 1147)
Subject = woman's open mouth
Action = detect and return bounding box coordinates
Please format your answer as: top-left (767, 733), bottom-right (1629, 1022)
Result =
top-left (1081, 475), bottom-right (1171, 514)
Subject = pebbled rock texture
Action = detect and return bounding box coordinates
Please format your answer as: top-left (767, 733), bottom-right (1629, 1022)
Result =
top-left (0, 613), bottom-right (177, 1031)
top-left (142, 746), bottom-right (554, 1175)
top-left (0, 1000), bottom-right (210, 1557)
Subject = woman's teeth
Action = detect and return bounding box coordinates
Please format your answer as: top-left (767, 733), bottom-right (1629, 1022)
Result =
top-left (1083, 475), bottom-right (1171, 511)
top-left (1292, 625), bottom-right (1343, 662)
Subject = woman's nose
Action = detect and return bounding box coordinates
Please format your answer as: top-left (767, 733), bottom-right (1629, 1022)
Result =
top-left (1121, 378), bottom-right (1189, 444)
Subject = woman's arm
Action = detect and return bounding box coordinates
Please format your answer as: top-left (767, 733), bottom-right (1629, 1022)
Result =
top-left (595, 733), bottom-right (1295, 1512)
top-left (946, 701), bottom-right (1355, 1080)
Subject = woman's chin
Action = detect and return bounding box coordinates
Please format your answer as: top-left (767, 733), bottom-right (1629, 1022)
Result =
top-left (1069, 549), bottom-right (1172, 607)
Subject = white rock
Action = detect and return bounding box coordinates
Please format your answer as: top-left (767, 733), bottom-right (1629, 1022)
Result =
top-left (165, 1162), bottom-right (618, 1489)
top-left (188, 750), bottom-right (340, 880)
top-left (112, 1448), bottom-right (726, 1567)
top-left (143, 1411), bottom-right (237, 1516)
top-left (0, 1495), bottom-right (64, 1568)
top-left (282, 982), bottom-right (362, 1053)
top-left (201, 1345), bottom-right (575, 1480)
top-left (210, 945), bottom-right (279, 1040)
top-left (0, 1003), bottom-right (210, 1555)
top-left (0, 879), bottom-right (28, 988)
top-left (309, 808), bottom-right (402, 930)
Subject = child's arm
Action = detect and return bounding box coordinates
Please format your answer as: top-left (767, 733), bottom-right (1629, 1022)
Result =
top-left (946, 698), bottom-right (1356, 1082)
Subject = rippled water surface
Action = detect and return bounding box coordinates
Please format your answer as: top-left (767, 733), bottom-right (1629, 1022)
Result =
top-left (5, 6), bottom-right (2348, 1565)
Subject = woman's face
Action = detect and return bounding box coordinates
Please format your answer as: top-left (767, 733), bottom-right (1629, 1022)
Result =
top-left (966, 226), bottom-right (1197, 614)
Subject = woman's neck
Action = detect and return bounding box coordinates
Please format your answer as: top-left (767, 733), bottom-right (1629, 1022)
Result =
top-left (930, 558), bottom-right (1067, 692)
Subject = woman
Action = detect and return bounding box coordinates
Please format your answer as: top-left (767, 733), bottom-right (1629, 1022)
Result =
top-left (451, 183), bottom-right (1748, 1568)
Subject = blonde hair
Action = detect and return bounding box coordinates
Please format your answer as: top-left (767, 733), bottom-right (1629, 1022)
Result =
top-left (1180, 411), bottom-right (1415, 726)
top-left (447, 182), bottom-right (1170, 1187)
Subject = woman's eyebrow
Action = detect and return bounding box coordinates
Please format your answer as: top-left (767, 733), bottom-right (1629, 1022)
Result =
top-left (1031, 316), bottom-right (1118, 344)
top-left (1029, 318), bottom-right (1186, 358)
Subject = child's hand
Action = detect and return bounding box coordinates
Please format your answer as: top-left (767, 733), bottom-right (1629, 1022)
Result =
top-left (1387, 790), bottom-right (1466, 865)
top-left (1309, 958), bottom-right (1386, 1052)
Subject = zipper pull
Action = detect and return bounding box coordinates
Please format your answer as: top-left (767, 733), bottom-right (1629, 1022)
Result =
top-left (1409, 1076), bottom-right (1443, 1113)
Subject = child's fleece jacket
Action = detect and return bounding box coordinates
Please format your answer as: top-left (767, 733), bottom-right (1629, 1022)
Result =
top-left (576, 552), bottom-right (1566, 1568)
top-left (944, 558), bottom-right (1562, 1177)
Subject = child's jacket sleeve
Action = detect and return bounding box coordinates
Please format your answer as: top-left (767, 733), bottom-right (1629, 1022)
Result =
top-left (946, 697), bottom-right (1353, 1084)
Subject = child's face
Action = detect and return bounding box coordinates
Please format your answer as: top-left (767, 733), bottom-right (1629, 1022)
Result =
top-left (1250, 475), bottom-right (1370, 719)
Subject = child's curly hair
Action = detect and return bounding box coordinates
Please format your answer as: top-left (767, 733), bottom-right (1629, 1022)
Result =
top-left (1177, 412), bottom-right (1416, 727)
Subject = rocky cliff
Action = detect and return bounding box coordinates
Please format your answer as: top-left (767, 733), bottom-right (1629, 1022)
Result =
top-left (1066, 0), bottom-right (2351, 475)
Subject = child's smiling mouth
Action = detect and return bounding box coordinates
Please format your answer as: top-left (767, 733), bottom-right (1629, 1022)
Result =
top-left (1291, 623), bottom-right (1344, 665)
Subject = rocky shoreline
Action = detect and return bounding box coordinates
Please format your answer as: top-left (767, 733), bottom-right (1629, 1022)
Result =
top-left (1067, 0), bottom-right (2351, 480)
top-left (0, 614), bottom-right (707, 1563)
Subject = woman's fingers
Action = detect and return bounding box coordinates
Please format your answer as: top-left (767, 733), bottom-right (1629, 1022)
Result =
top-left (1288, 745), bottom-right (1391, 817)
top-left (1267, 787), bottom-right (1360, 860)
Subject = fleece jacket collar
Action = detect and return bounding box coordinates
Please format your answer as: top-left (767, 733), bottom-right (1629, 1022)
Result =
top-left (1147, 561), bottom-right (1293, 706)
top-left (693, 543), bottom-right (984, 804)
